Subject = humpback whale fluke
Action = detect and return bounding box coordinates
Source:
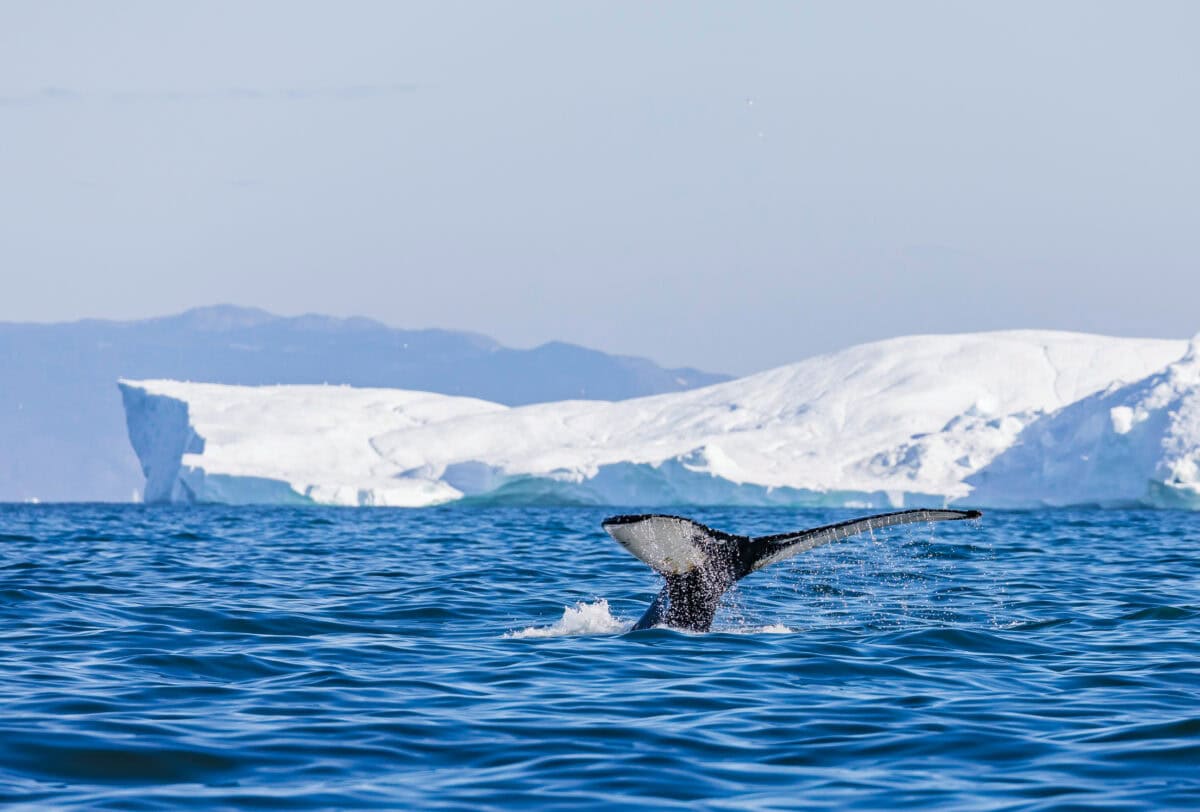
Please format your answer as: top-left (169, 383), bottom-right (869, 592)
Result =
top-left (602, 508), bottom-right (983, 632)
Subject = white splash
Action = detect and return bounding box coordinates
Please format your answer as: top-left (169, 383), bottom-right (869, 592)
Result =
top-left (507, 599), bottom-right (801, 638)
top-left (741, 623), bottom-right (795, 634)
top-left (506, 599), bottom-right (632, 639)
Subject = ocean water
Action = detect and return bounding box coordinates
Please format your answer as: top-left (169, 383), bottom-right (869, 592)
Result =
top-left (0, 505), bottom-right (1197, 809)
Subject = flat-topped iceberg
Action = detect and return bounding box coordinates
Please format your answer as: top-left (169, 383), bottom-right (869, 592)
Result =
top-left (120, 330), bottom-right (1197, 508)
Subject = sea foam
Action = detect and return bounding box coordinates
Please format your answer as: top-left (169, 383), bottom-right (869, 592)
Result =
top-left (506, 600), bottom-right (798, 638)
top-left (505, 599), bottom-right (632, 638)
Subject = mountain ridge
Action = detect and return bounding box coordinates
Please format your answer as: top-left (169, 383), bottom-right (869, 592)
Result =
top-left (0, 305), bottom-right (730, 502)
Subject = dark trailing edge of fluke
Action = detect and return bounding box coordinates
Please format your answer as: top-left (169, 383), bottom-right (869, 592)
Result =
top-left (602, 508), bottom-right (983, 632)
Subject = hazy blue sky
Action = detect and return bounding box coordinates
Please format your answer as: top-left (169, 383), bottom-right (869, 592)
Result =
top-left (2, 2), bottom-right (1197, 374)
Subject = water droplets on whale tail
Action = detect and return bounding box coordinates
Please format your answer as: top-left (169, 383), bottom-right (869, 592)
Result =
top-left (603, 509), bottom-right (984, 632)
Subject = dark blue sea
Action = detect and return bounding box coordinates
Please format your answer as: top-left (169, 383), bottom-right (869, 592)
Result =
top-left (0, 505), bottom-right (1197, 809)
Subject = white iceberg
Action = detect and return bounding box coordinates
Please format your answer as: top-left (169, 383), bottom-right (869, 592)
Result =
top-left (119, 330), bottom-right (1193, 508)
top-left (968, 335), bottom-right (1200, 508)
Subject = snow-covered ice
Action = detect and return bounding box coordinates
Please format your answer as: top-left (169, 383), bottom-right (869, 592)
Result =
top-left (968, 335), bottom-right (1200, 508)
top-left (119, 330), bottom-right (1198, 509)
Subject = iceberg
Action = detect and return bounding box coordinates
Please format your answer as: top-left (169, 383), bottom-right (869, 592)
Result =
top-left (968, 335), bottom-right (1200, 509)
top-left (119, 330), bottom-right (1196, 509)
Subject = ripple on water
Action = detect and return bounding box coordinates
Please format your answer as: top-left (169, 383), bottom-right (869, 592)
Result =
top-left (0, 505), bottom-right (1198, 808)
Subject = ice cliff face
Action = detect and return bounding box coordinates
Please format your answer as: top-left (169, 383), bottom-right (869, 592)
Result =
top-left (119, 383), bottom-right (505, 507)
top-left (968, 335), bottom-right (1200, 508)
top-left (119, 330), bottom-right (1197, 509)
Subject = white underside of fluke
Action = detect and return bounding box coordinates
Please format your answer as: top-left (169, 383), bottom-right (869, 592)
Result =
top-left (603, 516), bottom-right (712, 575)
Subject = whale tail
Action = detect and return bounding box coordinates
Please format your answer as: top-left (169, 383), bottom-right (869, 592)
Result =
top-left (602, 508), bottom-right (982, 632)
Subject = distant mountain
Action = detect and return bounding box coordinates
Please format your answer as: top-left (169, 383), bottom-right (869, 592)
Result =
top-left (0, 306), bottom-right (729, 502)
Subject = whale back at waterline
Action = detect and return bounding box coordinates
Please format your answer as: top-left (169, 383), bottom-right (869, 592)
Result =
top-left (602, 509), bottom-right (984, 632)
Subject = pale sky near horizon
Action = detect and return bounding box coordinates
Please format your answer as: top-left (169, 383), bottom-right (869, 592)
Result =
top-left (2, 2), bottom-right (1198, 374)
